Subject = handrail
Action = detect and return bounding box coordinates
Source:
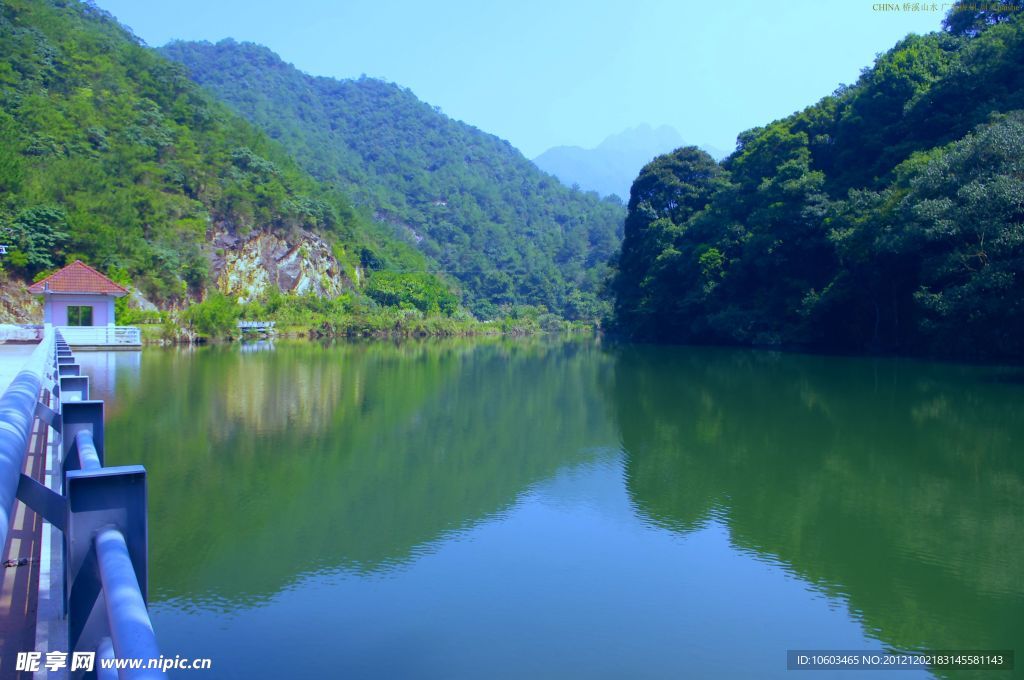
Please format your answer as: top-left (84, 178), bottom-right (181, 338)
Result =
top-left (75, 429), bottom-right (102, 470)
top-left (97, 638), bottom-right (117, 680)
top-left (0, 325), bottom-right (54, 549)
top-left (95, 527), bottom-right (161, 677)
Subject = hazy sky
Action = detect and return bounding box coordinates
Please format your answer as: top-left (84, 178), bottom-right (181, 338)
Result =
top-left (94, 0), bottom-right (944, 158)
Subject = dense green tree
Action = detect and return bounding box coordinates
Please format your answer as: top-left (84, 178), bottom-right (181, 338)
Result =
top-left (901, 112), bottom-right (1024, 357)
top-left (613, 147), bottom-right (724, 338)
top-left (365, 271), bottom-right (459, 316)
top-left (5, 205), bottom-right (68, 276)
top-left (182, 291), bottom-right (240, 338)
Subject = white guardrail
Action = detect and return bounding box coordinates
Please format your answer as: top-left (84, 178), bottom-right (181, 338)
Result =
top-left (56, 326), bottom-right (141, 347)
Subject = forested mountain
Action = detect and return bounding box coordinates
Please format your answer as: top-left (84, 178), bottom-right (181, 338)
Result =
top-left (160, 40), bottom-right (625, 319)
top-left (613, 1), bottom-right (1024, 360)
top-left (533, 124), bottom-right (724, 199)
top-left (0, 0), bottom-right (447, 308)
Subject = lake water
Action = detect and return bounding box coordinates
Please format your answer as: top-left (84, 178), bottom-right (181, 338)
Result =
top-left (84, 339), bottom-right (1023, 678)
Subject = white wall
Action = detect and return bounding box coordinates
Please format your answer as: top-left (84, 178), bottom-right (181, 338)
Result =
top-left (43, 294), bottom-right (117, 326)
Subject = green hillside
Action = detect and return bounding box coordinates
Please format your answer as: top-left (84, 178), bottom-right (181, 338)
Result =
top-left (0, 0), bottom-right (437, 306)
top-left (160, 40), bottom-right (625, 319)
top-left (613, 1), bottom-right (1024, 360)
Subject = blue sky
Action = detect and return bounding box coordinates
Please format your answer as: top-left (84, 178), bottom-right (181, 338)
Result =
top-left (94, 0), bottom-right (944, 158)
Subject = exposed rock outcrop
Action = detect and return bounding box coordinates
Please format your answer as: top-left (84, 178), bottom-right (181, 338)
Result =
top-left (0, 275), bottom-right (41, 324)
top-left (211, 229), bottom-right (356, 303)
top-left (127, 287), bottom-right (158, 312)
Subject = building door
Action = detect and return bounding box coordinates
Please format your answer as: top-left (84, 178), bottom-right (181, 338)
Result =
top-left (67, 305), bottom-right (94, 326)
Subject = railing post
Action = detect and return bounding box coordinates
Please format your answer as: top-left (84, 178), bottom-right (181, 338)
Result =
top-left (62, 401), bottom-right (104, 472)
top-left (66, 460), bottom-right (150, 676)
top-left (60, 375), bottom-right (90, 403)
top-left (59, 363), bottom-right (81, 377)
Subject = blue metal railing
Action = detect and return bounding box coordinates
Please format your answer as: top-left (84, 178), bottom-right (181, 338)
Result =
top-left (1, 327), bottom-right (161, 678)
top-left (0, 326), bottom-right (54, 550)
top-left (96, 526), bottom-right (160, 666)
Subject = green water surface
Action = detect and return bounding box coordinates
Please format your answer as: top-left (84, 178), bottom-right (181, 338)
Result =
top-left (84, 339), bottom-right (1022, 679)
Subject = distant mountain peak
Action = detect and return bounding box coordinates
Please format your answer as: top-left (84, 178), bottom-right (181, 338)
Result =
top-left (533, 124), bottom-right (724, 199)
top-left (596, 124), bottom-right (684, 154)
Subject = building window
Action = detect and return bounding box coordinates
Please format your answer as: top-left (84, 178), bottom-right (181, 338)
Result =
top-left (67, 306), bottom-right (93, 326)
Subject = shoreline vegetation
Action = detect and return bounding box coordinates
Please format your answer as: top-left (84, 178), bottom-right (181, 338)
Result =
top-left (121, 291), bottom-right (596, 344)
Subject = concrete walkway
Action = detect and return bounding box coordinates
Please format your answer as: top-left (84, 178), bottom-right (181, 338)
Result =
top-left (0, 344), bottom-right (38, 396)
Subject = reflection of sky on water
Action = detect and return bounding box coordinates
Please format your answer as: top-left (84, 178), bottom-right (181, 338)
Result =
top-left (152, 454), bottom-right (933, 679)
top-left (75, 349), bottom-right (140, 415)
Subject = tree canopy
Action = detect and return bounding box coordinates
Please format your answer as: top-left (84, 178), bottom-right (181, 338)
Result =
top-left (612, 3), bottom-right (1024, 360)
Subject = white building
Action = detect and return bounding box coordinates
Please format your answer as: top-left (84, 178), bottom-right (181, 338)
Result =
top-left (28, 261), bottom-right (141, 347)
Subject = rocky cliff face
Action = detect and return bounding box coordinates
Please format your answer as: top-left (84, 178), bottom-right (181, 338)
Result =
top-left (210, 229), bottom-right (358, 303)
top-left (0, 275), bottom-right (42, 324)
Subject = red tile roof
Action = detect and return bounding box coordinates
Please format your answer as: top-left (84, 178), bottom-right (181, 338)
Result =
top-left (27, 261), bottom-right (128, 296)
